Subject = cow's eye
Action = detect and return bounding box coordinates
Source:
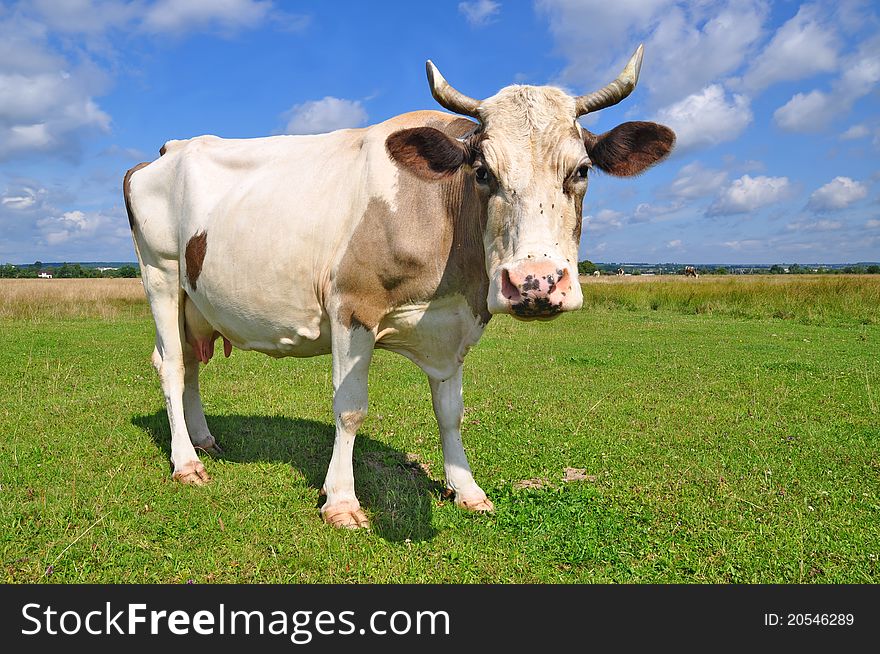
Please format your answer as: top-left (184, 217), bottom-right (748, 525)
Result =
top-left (474, 166), bottom-right (489, 183)
top-left (575, 163), bottom-right (591, 180)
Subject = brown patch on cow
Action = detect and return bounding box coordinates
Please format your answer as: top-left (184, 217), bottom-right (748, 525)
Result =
top-left (159, 144), bottom-right (167, 156)
top-left (185, 231), bottom-right (208, 290)
top-left (335, 115), bottom-right (490, 330)
top-left (584, 121), bottom-right (675, 177)
top-left (339, 410), bottom-right (366, 434)
top-left (386, 127), bottom-right (471, 180)
top-left (123, 161), bottom-right (151, 229)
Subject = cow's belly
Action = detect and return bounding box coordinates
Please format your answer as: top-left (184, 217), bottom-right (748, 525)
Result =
top-left (187, 273), bottom-right (331, 358)
top-left (375, 294), bottom-right (486, 380)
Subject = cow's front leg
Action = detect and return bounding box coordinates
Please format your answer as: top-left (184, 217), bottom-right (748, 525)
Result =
top-left (321, 324), bottom-right (375, 528)
top-left (429, 366), bottom-right (493, 512)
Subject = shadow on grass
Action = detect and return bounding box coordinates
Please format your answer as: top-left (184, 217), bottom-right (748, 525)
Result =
top-left (132, 411), bottom-right (443, 543)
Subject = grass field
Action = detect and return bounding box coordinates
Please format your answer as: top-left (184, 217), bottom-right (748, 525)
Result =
top-left (1, 276), bottom-right (878, 583)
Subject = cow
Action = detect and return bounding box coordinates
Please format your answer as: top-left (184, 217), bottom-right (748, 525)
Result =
top-left (684, 266), bottom-right (699, 278)
top-left (124, 45), bottom-right (674, 528)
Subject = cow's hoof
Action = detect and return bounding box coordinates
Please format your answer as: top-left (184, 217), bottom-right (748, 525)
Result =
top-left (172, 461), bottom-right (210, 485)
top-left (321, 501), bottom-right (370, 529)
top-left (456, 495), bottom-right (495, 513)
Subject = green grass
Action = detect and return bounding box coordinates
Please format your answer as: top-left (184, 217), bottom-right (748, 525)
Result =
top-left (1, 277), bottom-right (878, 583)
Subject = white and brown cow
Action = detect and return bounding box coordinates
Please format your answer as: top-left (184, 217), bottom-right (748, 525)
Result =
top-left (125, 46), bottom-right (674, 528)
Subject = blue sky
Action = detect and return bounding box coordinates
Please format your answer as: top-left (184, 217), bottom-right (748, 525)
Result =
top-left (1, 0), bottom-right (878, 265)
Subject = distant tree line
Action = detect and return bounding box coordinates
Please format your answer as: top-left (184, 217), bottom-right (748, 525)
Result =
top-left (0, 262), bottom-right (140, 278)
top-left (766, 263), bottom-right (880, 275)
top-left (578, 260), bottom-right (880, 276)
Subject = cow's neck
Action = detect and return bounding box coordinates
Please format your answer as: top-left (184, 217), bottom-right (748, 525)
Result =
top-left (435, 170), bottom-right (491, 325)
top-left (332, 161), bottom-right (490, 330)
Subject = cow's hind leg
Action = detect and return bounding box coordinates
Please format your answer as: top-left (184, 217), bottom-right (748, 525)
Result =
top-left (429, 366), bottom-right (493, 512)
top-left (181, 294), bottom-right (221, 454)
top-left (183, 346), bottom-right (222, 455)
top-left (320, 324), bottom-right (375, 528)
top-left (143, 265), bottom-right (210, 485)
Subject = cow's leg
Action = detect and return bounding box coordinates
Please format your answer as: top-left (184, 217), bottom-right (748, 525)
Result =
top-left (143, 266), bottom-right (209, 485)
top-left (429, 366), bottom-right (493, 512)
top-left (182, 345), bottom-right (222, 455)
top-left (320, 325), bottom-right (375, 528)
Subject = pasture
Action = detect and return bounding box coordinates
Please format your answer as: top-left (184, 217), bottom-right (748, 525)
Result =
top-left (1, 276), bottom-right (878, 583)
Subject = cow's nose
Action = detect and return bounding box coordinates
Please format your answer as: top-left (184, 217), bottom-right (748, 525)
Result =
top-left (501, 260), bottom-right (572, 318)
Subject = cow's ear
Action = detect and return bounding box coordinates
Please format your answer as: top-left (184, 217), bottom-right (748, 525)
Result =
top-left (386, 127), bottom-right (469, 180)
top-left (584, 121), bottom-right (675, 177)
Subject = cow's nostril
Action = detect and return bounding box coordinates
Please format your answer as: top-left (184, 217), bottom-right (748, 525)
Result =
top-left (501, 269), bottom-right (520, 301)
top-left (555, 268), bottom-right (572, 294)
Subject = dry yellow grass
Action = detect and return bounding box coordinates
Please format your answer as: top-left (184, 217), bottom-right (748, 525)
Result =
top-left (578, 274), bottom-right (880, 324)
top-left (2, 274), bottom-right (877, 325)
top-left (0, 278), bottom-right (149, 321)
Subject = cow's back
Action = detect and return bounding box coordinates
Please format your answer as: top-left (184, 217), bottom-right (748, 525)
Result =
top-left (126, 111), bottom-right (482, 360)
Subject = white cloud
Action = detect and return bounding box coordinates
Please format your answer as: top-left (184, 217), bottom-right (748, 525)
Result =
top-left (708, 175), bottom-right (791, 216)
top-left (722, 239), bottom-right (763, 251)
top-left (777, 241), bottom-right (820, 253)
top-left (840, 124), bottom-right (870, 140)
top-left (742, 3), bottom-right (839, 91)
top-left (26, 0), bottom-right (295, 37)
top-left (37, 208), bottom-right (129, 247)
top-left (654, 84), bottom-right (752, 152)
top-left (537, 1), bottom-right (765, 107)
top-left (0, 177), bottom-right (136, 262)
top-left (459, 0), bottom-right (500, 27)
top-left (631, 201), bottom-right (683, 223)
top-left (101, 144), bottom-right (148, 160)
top-left (585, 241), bottom-right (607, 256)
top-left (644, 1), bottom-right (766, 104)
top-left (1, 185), bottom-right (46, 210)
top-left (0, 0), bottom-right (303, 160)
top-left (584, 208), bottom-right (624, 233)
top-left (866, 219), bottom-right (880, 229)
top-left (773, 89), bottom-right (832, 132)
top-left (774, 40), bottom-right (880, 132)
top-left (666, 239), bottom-right (683, 249)
top-left (536, 0), bottom-right (674, 95)
top-left (142, 0), bottom-right (272, 34)
top-left (668, 162), bottom-right (728, 199)
top-left (786, 219), bottom-right (843, 232)
top-left (807, 176), bottom-right (868, 212)
top-left (30, 0), bottom-right (138, 34)
top-left (283, 97), bottom-right (368, 135)
top-left (0, 17), bottom-right (111, 161)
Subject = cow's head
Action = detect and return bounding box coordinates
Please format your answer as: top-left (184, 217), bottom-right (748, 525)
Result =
top-left (387, 45), bottom-right (674, 320)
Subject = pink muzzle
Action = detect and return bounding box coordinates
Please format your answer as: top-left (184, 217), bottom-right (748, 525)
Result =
top-left (500, 260), bottom-right (573, 318)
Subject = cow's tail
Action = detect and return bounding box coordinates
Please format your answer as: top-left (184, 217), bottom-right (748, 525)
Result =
top-left (123, 162), bottom-right (153, 280)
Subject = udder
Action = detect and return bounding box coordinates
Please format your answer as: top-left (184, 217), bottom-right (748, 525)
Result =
top-left (184, 294), bottom-right (232, 364)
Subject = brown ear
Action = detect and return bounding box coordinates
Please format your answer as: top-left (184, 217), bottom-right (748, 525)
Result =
top-left (584, 121), bottom-right (675, 177)
top-left (386, 127), bottom-right (469, 180)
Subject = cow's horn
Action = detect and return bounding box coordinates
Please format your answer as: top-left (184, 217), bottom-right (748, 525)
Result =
top-left (575, 44), bottom-right (644, 117)
top-left (426, 60), bottom-right (481, 118)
